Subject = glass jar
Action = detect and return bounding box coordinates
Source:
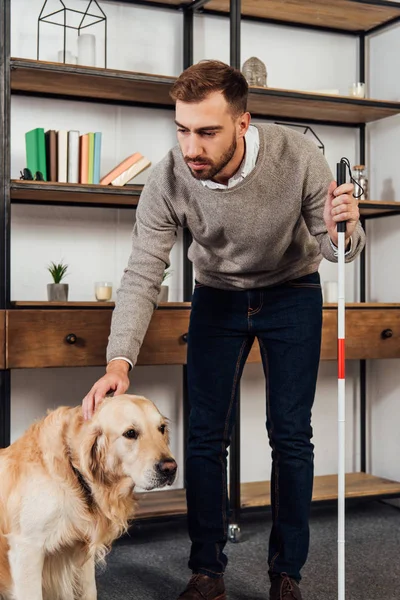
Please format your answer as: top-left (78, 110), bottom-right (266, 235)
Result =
top-left (353, 165), bottom-right (369, 200)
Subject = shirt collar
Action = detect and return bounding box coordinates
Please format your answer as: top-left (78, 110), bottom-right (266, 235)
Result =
top-left (201, 125), bottom-right (259, 190)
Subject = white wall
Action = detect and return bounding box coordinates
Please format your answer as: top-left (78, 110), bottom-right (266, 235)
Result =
top-left (367, 23), bottom-right (400, 483)
top-left (10, 0), bottom-right (383, 488)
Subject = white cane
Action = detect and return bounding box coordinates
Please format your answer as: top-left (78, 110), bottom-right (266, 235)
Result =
top-left (336, 159), bottom-right (347, 600)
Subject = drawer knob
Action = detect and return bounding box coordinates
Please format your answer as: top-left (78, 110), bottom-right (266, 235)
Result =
top-left (381, 329), bottom-right (393, 340)
top-left (182, 333), bottom-right (188, 343)
top-left (65, 333), bottom-right (77, 345)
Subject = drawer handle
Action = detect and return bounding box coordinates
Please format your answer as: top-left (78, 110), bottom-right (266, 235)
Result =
top-left (182, 333), bottom-right (188, 343)
top-left (65, 333), bottom-right (77, 345)
top-left (381, 329), bottom-right (393, 340)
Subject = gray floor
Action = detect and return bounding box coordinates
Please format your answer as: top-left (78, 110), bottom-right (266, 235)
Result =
top-left (96, 500), bottom-right (400, 600)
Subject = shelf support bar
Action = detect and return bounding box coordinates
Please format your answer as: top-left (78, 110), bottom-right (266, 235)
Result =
top-left (228, 0), bottom-right (242, 533)
top-left (0, 0), bottom-right (11, 450)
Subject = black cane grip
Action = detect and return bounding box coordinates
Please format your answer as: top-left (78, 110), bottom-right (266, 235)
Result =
top-left (336, 161), bottom-right (347, 233)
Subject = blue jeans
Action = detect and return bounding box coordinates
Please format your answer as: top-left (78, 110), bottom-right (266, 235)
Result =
top-left (185, 271), bottom-right (323, 583)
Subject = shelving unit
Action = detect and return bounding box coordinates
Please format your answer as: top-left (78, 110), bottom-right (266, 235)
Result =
top-left (1, 0), bottom-right (400, 525)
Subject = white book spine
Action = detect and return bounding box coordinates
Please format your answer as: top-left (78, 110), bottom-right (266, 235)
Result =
top-left (57, 130), bottom-right (68, 183)
top-left (67, 130), bottom-right (80, 184)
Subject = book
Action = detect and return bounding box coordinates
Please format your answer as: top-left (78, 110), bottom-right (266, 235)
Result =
top-left (57, 130), bottom-right (68, 183)
top-left (67, 130), bottom-right (80, 184)
top-left (88, 132), bottom-right (94, 184)
top-left (25, 128), bottom-right (47, 181)
top-left (100, 152), bottom-right (143, 185)
top-left (45, 130), bottom-right (57, 182)
top-left (93, 132), bottom-right (102, 184)
top-left (79, 134), bottom-right (89, 184)
top-left (111, 156), bottom-right (151, 186)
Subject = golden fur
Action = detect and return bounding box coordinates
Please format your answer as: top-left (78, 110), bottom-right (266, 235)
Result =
top-left (0, 394), bottom-right (177, 600)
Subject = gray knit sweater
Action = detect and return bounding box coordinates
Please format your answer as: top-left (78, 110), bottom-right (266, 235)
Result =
top-left (107, 123), bottom-right (365, 366)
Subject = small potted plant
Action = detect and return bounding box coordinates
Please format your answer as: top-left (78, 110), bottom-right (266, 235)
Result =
top-left (47, 260), bottom-right (69, 301)
top-left (158, 268), bottom-right (172, 303)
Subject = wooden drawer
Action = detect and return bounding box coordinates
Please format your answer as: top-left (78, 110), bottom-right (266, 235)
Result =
top-left (246, 307), bottom-right (400, 363)
top-left (7, 309), bottom-right (113, 368)
top-left (0, 310), bottom-right (5, 369)
top-left (6, 306), bottom-right (400, 369)
top-left (342, 307), bottom-right (400, 360)
top-left (319, 307), bottom-right (400, 360)
top-left (6, 308), bottom-right (191, 368)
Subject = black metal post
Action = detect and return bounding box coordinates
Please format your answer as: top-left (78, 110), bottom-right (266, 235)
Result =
top-left (230, 0), bottom-right (241, 69)
top-left (360, 359), bottom-right (367, 472)
top-left (182, 4), bottom-right (195, 486)
top-left (0, 0), bottom-right (11, 448)
top-left (183, 6), bottom-right (193, 70)
top-left (0, 371), bottom-right (11, 449)
top-left (359, 33), bottom-right (365, 83)
top-left (359, 29), bottom-right (367, 473)
top-left (228, 0), bottom-right (242, 532)
top-left (229, 389), bottom-right (241, 523)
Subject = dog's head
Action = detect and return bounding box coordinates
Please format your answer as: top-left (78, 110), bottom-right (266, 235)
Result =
top-left (80, 394), bottom-right (177, 491)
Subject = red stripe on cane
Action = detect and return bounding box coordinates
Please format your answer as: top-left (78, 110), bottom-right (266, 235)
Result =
top-left (338, 338), bottom-right (345, 379)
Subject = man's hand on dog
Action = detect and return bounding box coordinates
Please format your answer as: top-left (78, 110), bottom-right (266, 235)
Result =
top-left (82, 360), bottom-right (130, 420)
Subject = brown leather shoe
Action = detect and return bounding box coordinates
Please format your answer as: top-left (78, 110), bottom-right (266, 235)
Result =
top-left (269, 573), bottom-right (303, 600)
top-left (178, 574), bottom-right (226, 599)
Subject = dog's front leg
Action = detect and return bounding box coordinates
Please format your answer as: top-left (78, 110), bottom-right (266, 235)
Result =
top-left (7, 535), bottom-right (44, 600)
top-left (78, 556), bottom-right (97, 600)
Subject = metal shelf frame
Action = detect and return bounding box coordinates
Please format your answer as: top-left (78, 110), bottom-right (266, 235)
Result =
top-left (1, 0), bottom-right (399, 527)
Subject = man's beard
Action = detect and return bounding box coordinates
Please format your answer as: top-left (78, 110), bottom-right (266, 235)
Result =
top-left (184, 135), bottom-right (237, 181)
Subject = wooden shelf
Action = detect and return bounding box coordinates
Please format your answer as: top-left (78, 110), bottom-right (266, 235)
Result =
top-left (10, 59), bottom-right (175, 108)
top-left (241, 473), bottom-right (400, 509)
top-left (9, 185), bottom-right (400, 215)
top-left (10, 59), bottom-right (400, 125)
top-left (359, 200), bottom-right (400, 217)
top-left (247, 87), bottom-right (400, 125)
top-left (10, 180), bottom-right (142, 208)
top-left (134, 472), bottom-right (400, 519)
top-left (201, 0), bottom-right (400, 33)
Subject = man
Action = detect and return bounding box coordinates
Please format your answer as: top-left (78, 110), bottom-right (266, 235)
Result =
top-left (82, 60), bottom-right (365, 600)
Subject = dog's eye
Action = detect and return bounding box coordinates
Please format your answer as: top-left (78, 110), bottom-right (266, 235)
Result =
top-left (159, 424), bottom-right (166, 435)
top-left (123, 429), bottom-right (138, 440)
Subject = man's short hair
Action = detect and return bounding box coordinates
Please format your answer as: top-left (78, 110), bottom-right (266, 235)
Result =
top-left (170, 60), bottom-right (248, 117)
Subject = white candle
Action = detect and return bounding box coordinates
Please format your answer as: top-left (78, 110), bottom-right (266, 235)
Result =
top-left (95, 282), bottom-right (112, 301)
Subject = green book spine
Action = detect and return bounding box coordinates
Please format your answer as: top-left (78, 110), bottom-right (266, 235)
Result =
top-left (88, 133), bottom-right (94, 184)
top-left (25, 128), bottom-right (47, 181)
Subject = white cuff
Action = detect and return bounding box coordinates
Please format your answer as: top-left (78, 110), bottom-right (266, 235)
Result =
top-left (329, 236), bottom-right (352, 257)
top-left (109, 356), bottom-right (133, 371)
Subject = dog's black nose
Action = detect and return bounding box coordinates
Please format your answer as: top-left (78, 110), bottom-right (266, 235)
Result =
top-left (156, 458), bottom-right (177, 476)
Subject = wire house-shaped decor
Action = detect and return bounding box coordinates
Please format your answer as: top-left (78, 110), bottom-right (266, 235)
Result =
top-left (37, 0), bottom-right (107, 68)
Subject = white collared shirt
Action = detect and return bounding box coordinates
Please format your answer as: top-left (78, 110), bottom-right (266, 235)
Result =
top-left (201, 125), bottom-right (259, 190)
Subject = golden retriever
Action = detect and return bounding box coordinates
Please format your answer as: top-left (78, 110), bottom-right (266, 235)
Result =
top-left (0, 394), bottom-right (177, 600)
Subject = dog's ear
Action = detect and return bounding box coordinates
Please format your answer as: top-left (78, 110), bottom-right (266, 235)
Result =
top-left (82, 426), bottom-right (110, 485)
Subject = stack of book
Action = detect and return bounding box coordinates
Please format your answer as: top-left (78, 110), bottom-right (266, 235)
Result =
top-left (24, 128), bottom-right (151, 186)
top-left (25, 127), bottom-right (102, 184)
top-left (100, 152), bottom-right (151, 186)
